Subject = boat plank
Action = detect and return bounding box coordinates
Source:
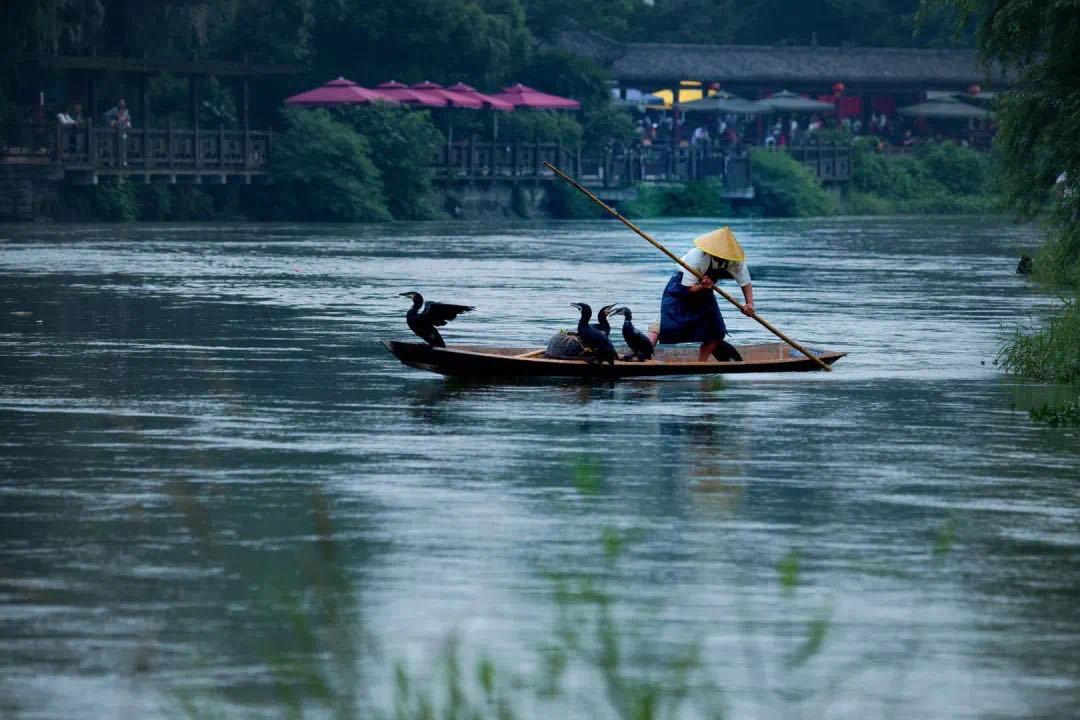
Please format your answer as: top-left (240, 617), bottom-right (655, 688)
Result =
top-left (383, 341), bottom-right (844, 379)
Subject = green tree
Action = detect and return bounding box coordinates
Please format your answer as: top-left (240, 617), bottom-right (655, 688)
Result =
top-left (924, 0), bottom-right (1080, 282)
top-left (516, 49), bottom-right (634, 148)
top-left (751, 149), bottom-right (835, 217)
top-left (272, 108), bottom-right (390, 221)
top-left (521, 0), bottom-right (642, 41)
top-left (310, 0), bottom-right (530, 90)
top-left (336, 104), bottom-right (445, 220)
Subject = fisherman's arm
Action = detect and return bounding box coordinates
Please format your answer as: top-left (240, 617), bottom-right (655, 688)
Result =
top-left (740, 283), bottom-right (755, 316)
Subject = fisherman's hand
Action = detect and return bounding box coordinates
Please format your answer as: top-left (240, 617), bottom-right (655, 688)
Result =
top-left (698, 277), bottom-right (714, 291)
top-left (740, 301), bottom-right (755, 316)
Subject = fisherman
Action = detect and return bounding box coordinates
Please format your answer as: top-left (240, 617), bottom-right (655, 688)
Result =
top-left (646, 227), bottom-right (755, 362)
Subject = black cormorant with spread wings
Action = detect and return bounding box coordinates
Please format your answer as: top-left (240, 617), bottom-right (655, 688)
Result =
top-left (400, 291), bottom-right (474, 348)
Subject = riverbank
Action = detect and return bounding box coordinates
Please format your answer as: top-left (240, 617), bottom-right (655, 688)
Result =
top-left (999, 225), bottom-right (1080, 426)
top-left (603, 140), bottom-right (995, 220)
top-left (4, 131), bottom-right (995, 224)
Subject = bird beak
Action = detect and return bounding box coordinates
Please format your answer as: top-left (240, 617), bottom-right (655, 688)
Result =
top-left (399, 292), bottom-right (412, 297)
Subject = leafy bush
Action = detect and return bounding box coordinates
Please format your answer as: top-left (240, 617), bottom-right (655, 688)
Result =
top-left (1029, 398), bottom-right (1080, 427)
top-left (851, 148), bottom-right (934, 200)
top-left (498, 110), bottom-right (583, 145)
top-left (92, 178), bottom-right (138, 221)
top-left (998, 299), bottom-right (1080, 386)
top-left (174, 187), bottom-right (217, 220)
top-left (840, 190), bottom-right (894, 215)
top-left (917, 142), bottom-right (991, 197)
top-left (1033, 225), bottom-right (1080, 288)
top-left (619, 180), bottom-right (732, 218)
top-left (663, 178), bottom-right (733, 216)
top-left (750, 149), bottom-right (835, 217)
top-left (337, 104), bottom-right (444, 220)
top-left (272, 108), bottom-right (389, 222)
top-left (135, 184), bottom-right (172, 220)
top-left (620, 184), bottom-right (668, 218)
top-left (581, 101), bottom-right (636, 148)
top-left (546, 180), bottom-right (598, 219)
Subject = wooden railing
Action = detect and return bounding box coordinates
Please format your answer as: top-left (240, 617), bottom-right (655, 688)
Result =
top-left (433, 140), bottom-right (580, 181)
top-left (783, 143), bottom-right (852, 182)
top-left (576, 143), bottom-right (753, 192)
top-left (433, 140), bottom-right (756, 195)
top-left (2, 122), bottom-right (271, 173)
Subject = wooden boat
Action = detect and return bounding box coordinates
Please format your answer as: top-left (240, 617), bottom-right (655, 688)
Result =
top-left (383, 340), bottom-right (845, 379)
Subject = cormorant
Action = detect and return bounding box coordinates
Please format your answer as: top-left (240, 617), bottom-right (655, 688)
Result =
top-left (591, 303), bottom-right (618, 336)
top-left (400, 291), bottom-right (474, 348)
top-left (610, 306), bottom-right (655, 362)
top-left (571, 302), bottom-right (617, 365)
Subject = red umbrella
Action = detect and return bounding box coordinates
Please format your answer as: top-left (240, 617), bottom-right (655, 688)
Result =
top-left (445, 82), bottom-right (513, 112)
top-left (491, 83), bottom-right (580, 110)
top-left (410, 81), bottom-right (483, 109)
top-left (284, 77), bottom-right (397, 106)
top-left (375, 80), bottom-right (448, 108)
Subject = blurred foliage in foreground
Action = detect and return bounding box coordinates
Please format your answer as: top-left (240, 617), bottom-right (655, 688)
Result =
top-left (162, 454), bottom-right (961, 719)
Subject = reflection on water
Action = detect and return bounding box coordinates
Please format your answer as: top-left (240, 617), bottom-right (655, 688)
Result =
top-left (1, 217), bottom-right (1079, 719)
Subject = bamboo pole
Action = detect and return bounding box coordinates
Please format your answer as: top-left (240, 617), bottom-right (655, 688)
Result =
top-left (543, 161), bottom-right (832, 371)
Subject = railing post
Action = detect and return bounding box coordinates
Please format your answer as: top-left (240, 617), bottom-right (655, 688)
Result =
top-left (219, 124), bottom-right (225, 170)
top-left (511, 141), bottom-right (518, 178)
top-left (87, 120), bottom-right (96, 168)
top-left (166, 121), bottom-right (174, 167)
top-left (194, 124), bottom-right (201, 169)
top-left (467, 136), bottom-right (474, 178)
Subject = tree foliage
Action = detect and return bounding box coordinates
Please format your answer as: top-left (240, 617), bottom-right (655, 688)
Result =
top-left (523, 0), bottom-right (972, 47)
top-left (309, 0), bottom-right (530, 90)
top-left (272, 108), bottom-right (390, 222)
top-left (751, 149), bottom-right (835, 217)
top-left (336, 104), bottom-right (445, 220)
top-left (925, 0), bottom-right (1080, 285)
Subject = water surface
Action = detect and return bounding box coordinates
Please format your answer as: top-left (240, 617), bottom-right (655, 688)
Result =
top-left (1, 217), bottom-right (1077, 719)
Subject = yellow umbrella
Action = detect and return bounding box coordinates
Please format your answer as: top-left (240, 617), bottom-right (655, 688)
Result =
top-left (649, 81), bottom-right (714, 109)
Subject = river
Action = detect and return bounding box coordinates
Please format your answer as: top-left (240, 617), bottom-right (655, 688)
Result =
top-left (1, 217), bottom-right (1077, 719)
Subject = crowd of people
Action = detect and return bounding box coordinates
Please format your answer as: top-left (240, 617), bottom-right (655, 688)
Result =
top-left (630, 107), bottom-right (986, 152)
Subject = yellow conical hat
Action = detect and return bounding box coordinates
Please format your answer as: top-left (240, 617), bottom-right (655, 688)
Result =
top-left (693, 227), bottom-right (745, 262)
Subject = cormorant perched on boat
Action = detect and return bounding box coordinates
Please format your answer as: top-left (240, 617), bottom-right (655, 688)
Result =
top-left (591, 303), bottom-right (618, 336)
top-left (399, 291), bottom-right (474, 348)
top-left (609, 306), bottom-right (654, 362)
top-left (571, 302), bottom-right (617, 365)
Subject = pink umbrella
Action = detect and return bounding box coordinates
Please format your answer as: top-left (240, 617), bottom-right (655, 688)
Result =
top-left (446, 82), bottom-right (514, 112)
top-left (375, 81), bottom-right (448, 108)
top-left (411, 81), bottom-right (484, 109)
top-left (491, 83), bottom-right (580, 110)
top-left (284, 77), bottom-right (397, 106)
